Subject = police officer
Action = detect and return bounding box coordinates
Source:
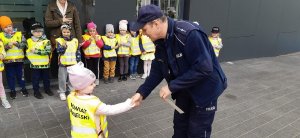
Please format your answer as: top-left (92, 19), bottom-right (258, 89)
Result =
top-left (131, 5), bottom-right (227, 138)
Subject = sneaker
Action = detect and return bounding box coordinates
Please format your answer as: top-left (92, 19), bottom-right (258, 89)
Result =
top-left (95, 79), bottom-right (99, 86)
top-left (122, 75), bottom-right (127, 81)
top-left (1, 99), bottom-right (11, 109)
top-left (34, 92), bottom-right (44, 99)
top-left (104, 78), bottom-right (109, 84)
top-left (130, 75), bottom-right (136, 80)
top-left (45, 89), bottom-right (54, 96)
top-left (21, 88), bottom-right (29, 97)
top-left (59, 93), bottom-right (66, 101)
top-left (141, 74), bottom-right (147, 79)
top-left (136, 74), bottom-right (140, 78)
top-left (10, 90), bottom-right (16, 99)
top-left (109, 77), bottom-right (114, 83)
top-left (118, 75), bottom-right (122, 82)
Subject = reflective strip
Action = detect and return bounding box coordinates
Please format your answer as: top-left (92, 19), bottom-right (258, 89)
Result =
top-left (72, 126), bottom-right (97, 134)
top-left (142, 42), bottom-right (155, 52)
top-left (84, 44), bottom-right (100, 55)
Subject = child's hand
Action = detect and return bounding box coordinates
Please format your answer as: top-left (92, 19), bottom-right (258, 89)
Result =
top-left (125, 98), bottom-right (135, 107)
top-left (30, 48), bottom-right (35, 53)
top-left (0, 54), bottom-right (4, 60)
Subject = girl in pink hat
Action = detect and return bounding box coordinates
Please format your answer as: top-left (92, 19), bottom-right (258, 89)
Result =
top-left (81, 22), bottom-right (104, 85)
top-left (67, 62), bottom-right (134, 138)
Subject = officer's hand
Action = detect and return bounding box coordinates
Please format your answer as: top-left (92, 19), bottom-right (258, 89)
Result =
top-left (131, 93), bottom-right (143, 107)
top-left (160, 85), bottom-right (171, 101)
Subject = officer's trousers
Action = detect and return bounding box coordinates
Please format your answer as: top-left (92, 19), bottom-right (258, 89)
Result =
top-left (173, 92), bottom-right (217, 138)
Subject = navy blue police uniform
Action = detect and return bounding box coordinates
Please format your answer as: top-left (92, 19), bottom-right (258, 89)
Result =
top-left (136, 17), bottom-right (227, 138)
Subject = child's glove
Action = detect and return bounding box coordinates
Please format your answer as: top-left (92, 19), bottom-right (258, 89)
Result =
top-left (125, 98), bottom-right (135, 107)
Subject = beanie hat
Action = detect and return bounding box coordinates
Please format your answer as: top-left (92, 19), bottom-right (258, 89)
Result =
top-left (31, 22), bottom-right (43, 31)
top-left (106, 24), bottom-right (114, 33)
top-left (119, 20), bottom-right (128, 31)
top-left (61, 23), bottom-right (72, 30)
top-left (87, 22), bottom-right (97, 30)
top-left (0, 16), bottom-right (13, 29)
top-left (211, 27), bottom-right (220, 33)
top-left (67, 62), bottom-right (96, 90)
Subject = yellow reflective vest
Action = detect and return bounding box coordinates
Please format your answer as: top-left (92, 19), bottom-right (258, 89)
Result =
top-left (116, 34), bottom-right (130, 55)
top-left (101, 36), bottom-right (117, 58)
top-left (0, 32), bottom-right (24, 61)
top-left (26, 39), bottom-right (50, 65)
top-left (208, 36), bottom-right (222, 57)
top-left (82, 34), bottom-right (101, 56)
top-left (0, 41), bottom-right (6, 71)
top-left (141, 35), bottom-right (155, 53)
top-left (130, 36), bottom-right (141, 56)
top-left (67, 92), bottom-right (108, 138)
top-left (56, 38), bottom-right (78, 65)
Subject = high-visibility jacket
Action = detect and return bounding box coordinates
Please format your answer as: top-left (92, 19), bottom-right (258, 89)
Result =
top-left (82, 34), bottom-right (101, 56)
top-left (141, 35), bottom-right (155, 53)
top-left (116, 34), bottom-right (130, 55)
top-left (67, 92), bottom-right (108, 138)
top-left (0, 32), bottom-right (24, 60)
top-left (208, 37), bottom-right (222, 57)
top-left (26, 39), bottom-right (50, 65)
top-left (130, 36), bottom-right (141, 56)
top-left (56, 38), bottom-right (78, 65)
top-left (101, 36), bottom-right (117, 58)
top-left (0, 41), bottom-right (6, 71)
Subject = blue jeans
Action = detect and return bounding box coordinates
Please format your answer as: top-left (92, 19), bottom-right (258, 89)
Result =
top-left (173, 92), bottom-right (217, 138)
top-left (5, 62), bottom-right (26, 91)
top-left (31, 68), bottom-right (50, 92)
top-left (129, 56), bottom-right (140, 74)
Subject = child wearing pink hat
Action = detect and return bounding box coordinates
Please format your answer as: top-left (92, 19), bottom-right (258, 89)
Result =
top-left (67, 62), bottom-right (134, 138)
top-left (81, 22), bottom-right (104, 85)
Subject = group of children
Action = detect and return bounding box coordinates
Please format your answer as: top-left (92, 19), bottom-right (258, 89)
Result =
top-left (0, 16), bottom-right (156, 107)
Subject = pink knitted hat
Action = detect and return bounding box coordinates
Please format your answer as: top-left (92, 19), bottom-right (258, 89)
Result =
top-left (87, 22), bottom-right (97, 30)
top-left (67, 62), bottom-right (96, 90)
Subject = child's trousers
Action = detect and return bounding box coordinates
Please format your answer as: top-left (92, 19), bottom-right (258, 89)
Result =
top-left (103, 60), bottom-right (116, 79)
top-left (57, 66), bottom-right (73, 93)
top-left (5, 62), bottom-right (26, 91)
top-left (31, 68), bottom-right (50, 93)
top-left (0, 72), bottom-right (6, 98)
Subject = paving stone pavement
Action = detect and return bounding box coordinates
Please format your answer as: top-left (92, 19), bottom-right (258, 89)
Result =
top-left (1, 52), bottom-right (300, 138)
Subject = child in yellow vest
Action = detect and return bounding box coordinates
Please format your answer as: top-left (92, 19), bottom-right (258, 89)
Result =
top-left (0, 16), bottom-right (28, 99)
top-left (208, 27), bottom-right (223, 57)
top-left (140, 32), bottom-right (155, 79)
top-left (101, 24), bottom-right (118, 84)
top-left (0, 40), bottom-right (11, 108)
top-left (81, 22), bottom-right (104, 86)
top-left (116, 20), bottom-right (131, 82)
top-left (26, 22), bottom-right (53, 99)
top-left (128, 22), bottom-right (142, 80)
top-left (56, 24), bottom-right (81, 101)
top-left (67, 62), bottom-right (133, 138)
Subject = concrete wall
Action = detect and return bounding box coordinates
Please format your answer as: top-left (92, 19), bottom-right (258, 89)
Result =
top-left (188, 0), bottom-right (300, 61)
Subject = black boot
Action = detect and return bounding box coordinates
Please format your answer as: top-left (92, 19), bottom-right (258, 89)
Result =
top-left (21, 88), bottom-right (29, 97)
top-left (34, 91), bottom-right (44, 99)
top-left (118, 75), bottom-right (122, 82)
top-left (104, 78), bottom-right (109, 84)
top-left (122, 74), bottom-right (127, 81)
top-left (10, 90), bottom-right (16, 99)
top-left (45, 89), bottom-right (54, 96)
top-left (109, 77), bottom-right (114, 83)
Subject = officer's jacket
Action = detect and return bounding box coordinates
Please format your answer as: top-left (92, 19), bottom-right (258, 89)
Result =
top-left (137, 18), bottom-right (227, 107)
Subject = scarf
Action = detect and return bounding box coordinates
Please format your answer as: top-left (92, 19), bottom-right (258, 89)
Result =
top-left (56, 0), bottom-right (68, 16)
